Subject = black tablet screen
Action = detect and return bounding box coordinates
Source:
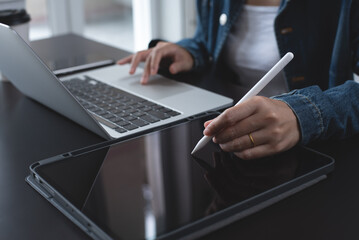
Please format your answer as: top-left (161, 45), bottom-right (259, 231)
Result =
top-left (34, 115), bottom-right (334, 239)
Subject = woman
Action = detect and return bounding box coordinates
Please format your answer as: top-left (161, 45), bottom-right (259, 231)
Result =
top-left (118, 0), bottom-right (359, 159)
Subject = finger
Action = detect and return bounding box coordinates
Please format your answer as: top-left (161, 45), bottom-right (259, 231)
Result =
top-left (169, 58), bottom-right (193, 74)
top-left (203, 109), bottom-right (235, 136)
top-left (213, 113), bottom-right (263, 143)
top-left (130, 50), bottom-right (150, 74)
top-left (169, 62), bottom-right (181, 74)
top-left (150, 49), bottom-right (163, 75)
top-left (141, 55), bottom-right (152, 84)
top-left (234, 144), bottom-right (278, 160)
top-left (151, 45), bottom-right (184, 75)
top-left (117, 55), bottom-right (133, 65)
top-left (204, 103), bottom-right (255, 136)
top-left (218, 131), bottom-right (266, 153)
top-left (204, 120), bottom-right (213, 128)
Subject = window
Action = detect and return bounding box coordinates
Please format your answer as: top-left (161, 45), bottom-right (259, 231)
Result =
top-left (26, 0), bottom-right (51, 41)
top-left (83, 0), bottom-right (134, 52)
top-left (25, 0), bottom-right (195, 53)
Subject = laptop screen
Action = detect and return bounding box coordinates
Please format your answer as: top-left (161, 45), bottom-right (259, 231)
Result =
top-left (33, 115), bottom-right (334, 239)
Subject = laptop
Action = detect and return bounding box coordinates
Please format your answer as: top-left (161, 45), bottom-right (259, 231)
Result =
top-left (26, 114), bottom-right (335, 240)
top-left (0, 23), bottom-right (233, 140)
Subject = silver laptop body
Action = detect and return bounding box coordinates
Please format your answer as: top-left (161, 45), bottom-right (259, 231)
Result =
top-left (0, 23), bottom-right (232, 139)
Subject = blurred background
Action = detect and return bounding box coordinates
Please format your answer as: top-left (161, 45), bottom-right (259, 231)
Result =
top-left (1, 0), bottom-right (196, 52)
top-left (1, 0), bottom-right (358, 82)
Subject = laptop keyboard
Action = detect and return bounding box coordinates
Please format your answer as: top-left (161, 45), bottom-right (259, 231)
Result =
top-left (63, 76), bottom-right (181, 134)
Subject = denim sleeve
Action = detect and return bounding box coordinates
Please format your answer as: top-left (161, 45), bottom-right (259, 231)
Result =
top-left (272, 81), bottom-right (359, 145)
top-left (175, 1), bottom-right (210, 72)
top-left (351, 0), bottom-right (359, 74)
top-left (176, 37), bottom-right (210, 72)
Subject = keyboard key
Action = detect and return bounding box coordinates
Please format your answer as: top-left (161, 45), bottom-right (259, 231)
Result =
top-left (158, 107), bottom-right (172, 113)
top-left (167, 110), bottom-right (181, 116)
top-left (112, 109), bottom-right (123, 114)
top-left (121, 97), bottom-right (131, 103)
top-left (97, 110), bottom-right (110, 116)
top-left (115, 120), bottom-right (130, 127)
top-left (92, 114), bottom-right (118, 129)
top-left (116, 112), bottom-right (130, 118)
top-left (97, 102), bottom-right (108, 108)
top-left (147, 110), bottom-right (170, 120)
top-left (115, 127), bottom-right (127, 133)
top-left (153, 105), bottom-right (165, 110)
top-left (133, 111), bottom-right (146, 117)
top-left (131, 103), bottom-right (143, 109)
top-left (91, 108), bottom-right (104, 113)
top-left (128, 108), bottom-right (138, 114)
top-left (140, 114), bottom-right (160, 123)
top-left (122, 124), bottom-right (138, 131)
top-left (103, 105), bottom-right (115, 111)
top-left (107, 115), bottom-right (118, 122)
top-left (123, 115), bottom-right (137, 121)
top-left (142, 107), bottom-right (153, 112)
top-left (117, 106), bottom-right (131, 111)
top-left (131, 118), bottom-right (149, 127)
top-left (102, 113), bottom-right (115, 119)
top-left (142, 100), bottom-right (157, 107)
top-left (126, 100), bottom-right (137, 106)
top-left (112, 102), bottom-right (124, 107)
top-left (87, 105), bottom-right (99, 111)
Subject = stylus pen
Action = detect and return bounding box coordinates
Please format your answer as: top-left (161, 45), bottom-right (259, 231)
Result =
top-left (191, 52), bottom-right (294, 155)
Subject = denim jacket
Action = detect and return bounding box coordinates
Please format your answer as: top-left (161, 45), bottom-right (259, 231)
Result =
top-left (176, 0), bottom-right (359, 145)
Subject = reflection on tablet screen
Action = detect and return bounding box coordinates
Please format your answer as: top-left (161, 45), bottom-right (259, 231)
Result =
top-left (33, 116), bottom-right (334, 240)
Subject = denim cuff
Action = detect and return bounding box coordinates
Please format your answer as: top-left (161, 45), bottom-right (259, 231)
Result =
top-left (176, 38), bottom-right (207, 72)
top-left (272, 90), bottom-right (324, 145)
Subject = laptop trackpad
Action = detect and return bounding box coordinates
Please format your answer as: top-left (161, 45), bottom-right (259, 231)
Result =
top-left (115, 73), bottom-right (193, 100)
top-left (86, 65), bottom-right (193, 100)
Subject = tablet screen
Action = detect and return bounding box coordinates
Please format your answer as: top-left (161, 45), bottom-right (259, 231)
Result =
top-left (45, 53), bottom-right (115, 76)
top-left (33, 115), bottom-right (334, 239)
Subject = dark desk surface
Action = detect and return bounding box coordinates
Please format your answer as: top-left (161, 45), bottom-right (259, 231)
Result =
top-left (1, 34), bottom-right (359, 239)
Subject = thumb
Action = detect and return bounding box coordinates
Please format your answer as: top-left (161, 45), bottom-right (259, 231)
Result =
top-left (169, 62), bottom-right (188, 74)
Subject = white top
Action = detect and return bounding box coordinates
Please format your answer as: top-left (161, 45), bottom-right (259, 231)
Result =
top-left (223, 5), bottom-right (288, 97)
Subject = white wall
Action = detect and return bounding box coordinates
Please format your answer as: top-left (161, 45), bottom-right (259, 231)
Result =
top-left (158, 0), bottom-right (196, 41)
top-left (132, 0), bottom-right (196, 51)
top-left (47, 0), bottom-right (84, 35)
top-left (0, 0), bottom-right (24, 10)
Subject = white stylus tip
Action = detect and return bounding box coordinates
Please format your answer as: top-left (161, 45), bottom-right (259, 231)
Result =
top-left (191, 136), bottom-right (211, 155)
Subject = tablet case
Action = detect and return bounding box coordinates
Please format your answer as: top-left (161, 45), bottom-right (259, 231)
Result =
top-left (26, 113), bottom-right (335, 240)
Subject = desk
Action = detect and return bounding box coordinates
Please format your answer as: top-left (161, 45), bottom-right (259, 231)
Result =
top-left (1, 34), bottom-right (359, 239)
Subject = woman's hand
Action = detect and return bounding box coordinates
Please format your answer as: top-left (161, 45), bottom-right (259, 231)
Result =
top-left (117, 41), bottom-right (194, 84)
top-left (203, 96), bottom-right (301, 160)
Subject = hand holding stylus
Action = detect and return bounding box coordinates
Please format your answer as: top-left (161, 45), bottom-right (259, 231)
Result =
top-left (192, 53), bottom-right (299, 159)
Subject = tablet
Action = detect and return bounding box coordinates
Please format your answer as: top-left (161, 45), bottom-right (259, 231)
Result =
top-left (45, 53), bottom-right (115, 76)
top-left (26, 114), bottom-right (334, 240)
